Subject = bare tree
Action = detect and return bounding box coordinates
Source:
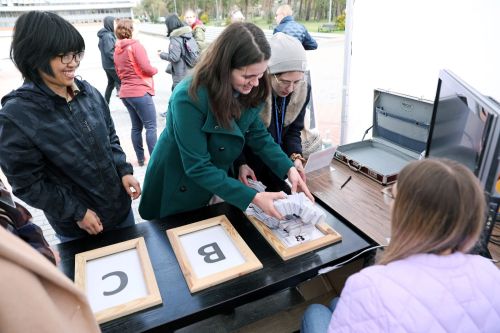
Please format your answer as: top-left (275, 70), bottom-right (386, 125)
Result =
top-left (305, 0), bottom-right (313, 21)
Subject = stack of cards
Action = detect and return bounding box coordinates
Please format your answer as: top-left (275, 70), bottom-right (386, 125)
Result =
top-left (247, 179), bottom-right (267, 192)
top-left (273, 193), bottom-right (325, 226)
top-left (246, 204), bottom-right (281, 229)
top-left (246, 192), bottom-right (326, 231)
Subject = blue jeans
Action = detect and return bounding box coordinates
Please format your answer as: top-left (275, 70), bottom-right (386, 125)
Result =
top-left (57, 208), bottom-right (135, 243)
top-left (122, 94), bottom-right (157, 162)
top-left (301, 297), bottom-right (339, 333)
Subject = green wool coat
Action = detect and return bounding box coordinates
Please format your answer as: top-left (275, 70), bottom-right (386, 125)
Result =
top-left (139, 79), bottom-right (293, 220)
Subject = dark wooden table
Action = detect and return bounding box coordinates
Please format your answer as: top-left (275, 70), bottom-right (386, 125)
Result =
top-left (57, 201), bottom-right (373, 332)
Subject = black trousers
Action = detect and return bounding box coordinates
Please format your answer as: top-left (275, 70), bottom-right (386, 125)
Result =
top-left (104, 68), bottom-right (121, 104)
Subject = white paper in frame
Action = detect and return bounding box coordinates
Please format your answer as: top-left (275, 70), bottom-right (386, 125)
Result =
top-left (246, 215), bottom-right (342, 261)
top-left (74, 237), bottom-right (162, 324)
top-left (166, 215), bottom-right (263, 293)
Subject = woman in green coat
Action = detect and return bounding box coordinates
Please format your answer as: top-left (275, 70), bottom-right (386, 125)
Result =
top-left (139, 23), bottom-right (313, 220)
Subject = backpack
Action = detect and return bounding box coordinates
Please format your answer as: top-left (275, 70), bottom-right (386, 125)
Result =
top-left (181, 36), bottom-right (200, 68)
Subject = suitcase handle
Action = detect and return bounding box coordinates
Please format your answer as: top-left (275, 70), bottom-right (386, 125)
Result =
top-left (347, 158), bottom-right (361, 172)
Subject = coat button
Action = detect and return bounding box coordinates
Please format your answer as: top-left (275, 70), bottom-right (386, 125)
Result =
top-left (179, 186), bottom-right (187, 192)
top-left (219, 147), bottom-right (225, 151)
top-left (214, 125), bottom-right (219, 130)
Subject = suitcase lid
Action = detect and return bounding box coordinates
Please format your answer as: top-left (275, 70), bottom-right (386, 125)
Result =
top-left (372, 89), bottom-right (434, 154)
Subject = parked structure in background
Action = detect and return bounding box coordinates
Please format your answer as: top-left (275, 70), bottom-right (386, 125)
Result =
top-left (0, 0), bottom-right (135, 27)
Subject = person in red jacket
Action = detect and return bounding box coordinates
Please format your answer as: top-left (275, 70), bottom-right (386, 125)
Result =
top-left (114, 19), bottom-right (158, 167)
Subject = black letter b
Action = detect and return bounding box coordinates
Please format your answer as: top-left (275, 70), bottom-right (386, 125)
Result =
top-left (198, 242), bottom-right (226, 263)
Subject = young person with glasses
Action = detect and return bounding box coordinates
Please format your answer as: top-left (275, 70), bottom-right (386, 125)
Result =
top-left (236, 32), bottom-right (310, 192)
top-left (0, 11), bottom-right (141, 243)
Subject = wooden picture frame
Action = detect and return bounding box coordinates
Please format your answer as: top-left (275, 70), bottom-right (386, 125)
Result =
top-left (167, 215), bottom-right (262, 293)
top-left (75, 237), bottom-right (162, 324)
top-left (246, 215), bottom-right (342, 261)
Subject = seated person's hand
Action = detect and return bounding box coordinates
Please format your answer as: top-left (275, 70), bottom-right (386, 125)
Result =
top-left (122, 174), bottom-right (141, 200)
top-left (77, 209), bottom-right (103, 235)
top-left (251, 191), bottom-right (287, 220)
top-left (287, 167), bottom-right (314, 203)
top-left (238, 164), bottom-right (257, 186)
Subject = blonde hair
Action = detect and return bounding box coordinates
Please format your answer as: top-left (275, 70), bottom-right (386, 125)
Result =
top-left (115, 19), bottom-right (133, 39)
top-left (276, 4), bottom-right (293, 17)
top-left (379, 158), bottom-right (486, 265)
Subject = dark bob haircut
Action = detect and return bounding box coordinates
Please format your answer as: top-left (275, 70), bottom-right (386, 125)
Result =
top-left (165, 14), bottom-right (184, 37)
top-left (10, 11), bottom-right (85, 82)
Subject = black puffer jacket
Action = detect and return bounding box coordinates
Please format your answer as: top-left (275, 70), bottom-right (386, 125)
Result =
top-left (0, 79), bottom-right (133, 237)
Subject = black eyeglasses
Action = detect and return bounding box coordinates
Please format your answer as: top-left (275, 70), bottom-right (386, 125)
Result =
top-left (58, 51), bottom-right (85, 64)
top-left (273, 74), bottom-right (305, 88)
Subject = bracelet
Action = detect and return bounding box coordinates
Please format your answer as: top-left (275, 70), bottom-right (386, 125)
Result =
top-left (290, 153), bottom-right (306, 163)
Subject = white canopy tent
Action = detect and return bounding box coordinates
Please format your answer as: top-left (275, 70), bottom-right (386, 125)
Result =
top-left (341, 0), bottom-right (500, 144)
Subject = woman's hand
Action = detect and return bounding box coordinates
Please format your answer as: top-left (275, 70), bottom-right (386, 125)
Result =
top-left (77, 209), bottom-right (103, 235)
top-left (294, 159), bottom-right (306, 182)
top-left (238, 164), bottom-right (257, 186)
top-left (287, 167), bottom-right (314, 203)
top-left (251, 191), bottom-right (287, 220)
top-left (122, 175), bottom-right (141, 200)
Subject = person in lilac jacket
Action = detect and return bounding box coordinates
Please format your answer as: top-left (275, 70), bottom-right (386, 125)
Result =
top-left (114, 19), bottom-right (158, 167)
top-left (302, 158), bottom-right (500, 333)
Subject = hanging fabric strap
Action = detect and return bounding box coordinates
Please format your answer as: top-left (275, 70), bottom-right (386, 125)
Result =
top-left (274, 95), bottom-right (287, 145)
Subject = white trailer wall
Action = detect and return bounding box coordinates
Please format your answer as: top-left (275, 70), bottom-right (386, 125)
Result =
top-left (341, 0), bottom-right (500, 144)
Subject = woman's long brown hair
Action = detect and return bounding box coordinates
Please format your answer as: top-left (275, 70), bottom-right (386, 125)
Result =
top-left (189, 22), bottom-right (271, 128)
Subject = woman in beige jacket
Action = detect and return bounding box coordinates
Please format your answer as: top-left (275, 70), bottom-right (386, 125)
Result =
top-left (0, 227), bottom-right (100, 333)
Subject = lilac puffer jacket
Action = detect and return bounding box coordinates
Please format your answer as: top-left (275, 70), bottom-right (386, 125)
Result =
top-left (328, 252), bottom-right (500, 332)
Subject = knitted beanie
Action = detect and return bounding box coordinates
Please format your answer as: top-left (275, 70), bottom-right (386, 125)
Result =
top-left (268, 32), bottom-right (307, 74)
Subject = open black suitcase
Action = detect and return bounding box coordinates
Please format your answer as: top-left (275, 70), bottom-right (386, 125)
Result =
top-left (334, 89), bottom-right (434, 185)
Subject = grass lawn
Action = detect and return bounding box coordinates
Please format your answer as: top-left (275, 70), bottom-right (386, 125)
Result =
top-left (206, 17), bottom-right (344, 34)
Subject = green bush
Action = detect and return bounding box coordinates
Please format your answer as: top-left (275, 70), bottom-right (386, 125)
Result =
top-left (200, 13), bottom-right (209, 24)
top-left (336, 11), bottom-right (346, 31)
